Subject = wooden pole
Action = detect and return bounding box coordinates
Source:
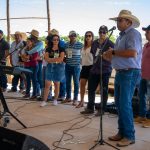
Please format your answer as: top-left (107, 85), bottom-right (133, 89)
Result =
top-left (6, 0), bottom-right (10, 43)
top-left (46, 0), bottom-right (51, 31)
top-left (0, 17), bottom-right (47, 21)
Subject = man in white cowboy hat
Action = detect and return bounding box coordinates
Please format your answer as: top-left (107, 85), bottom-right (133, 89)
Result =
top-left (26, 29), bottom-right (44, 98)
top-left (8, 31), bottom-right (26, 92)
top-left (103, 10), bottom-right (142, 147)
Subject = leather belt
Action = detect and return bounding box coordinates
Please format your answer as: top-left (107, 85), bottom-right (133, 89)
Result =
top-left (116, 68), bottom-right (140, 72)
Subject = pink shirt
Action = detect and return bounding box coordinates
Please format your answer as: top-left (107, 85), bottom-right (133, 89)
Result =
top-left (142, 42), bottom-right (150, 79)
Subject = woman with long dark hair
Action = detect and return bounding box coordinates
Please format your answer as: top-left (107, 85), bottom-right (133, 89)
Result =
top-left (76, 31), bottom-right (94, 108)
top-left (40, 35), bottom-right (65, 107)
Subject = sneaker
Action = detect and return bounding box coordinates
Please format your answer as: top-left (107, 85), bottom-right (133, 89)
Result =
top-left (8, 89), bottom-right (17, 92)
top-left (134, 116), bottom-right (147, 123)
top-left (80, 108), bottom-right (94, 114)
top-left (19, 89), bottom-right (25, 93)
top-left (53, 100), bottom-right (58, 106)
top-left (61, 98), bottom-right (72, 104)
top-left (30, 95), bottom-right (37, 100)
top-left (108, 133), bottom-right (123, 141)
top-left (116, 138), bottom-right (135, 147)
top-left (37, 96), bottom-right (43, 101)
top-left (58, 97), bottom-right (65, 101)
top-left (22, 90), bottom-right (26, 95)
top-left (40, 101), bottom-right (47, 107)
top-left (142, 119), bottom-right (150, 128)
top-left (22, 94), bottom-right (30, 98)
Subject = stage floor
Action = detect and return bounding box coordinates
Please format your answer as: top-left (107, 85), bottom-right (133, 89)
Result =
top-left (1, 91), bottom-right (150, 150)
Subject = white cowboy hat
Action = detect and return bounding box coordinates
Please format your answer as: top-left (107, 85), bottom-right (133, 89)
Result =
top-left (11, 31), bottom-right (27, 40)
top-left (109, 10), bottom-right (140, 28)
top-left (48, 29), bottom-right (59, 36)
top-left (27, 29), bottom-right (39, 38)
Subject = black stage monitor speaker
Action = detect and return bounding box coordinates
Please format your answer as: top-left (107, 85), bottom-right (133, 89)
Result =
top-left (0, 127), bottom-right (50, 150)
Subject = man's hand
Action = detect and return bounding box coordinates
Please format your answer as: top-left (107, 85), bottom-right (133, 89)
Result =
top-left (103, 47), bottom-right (113, 61)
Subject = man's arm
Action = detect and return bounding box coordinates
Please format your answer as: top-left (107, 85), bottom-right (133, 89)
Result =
top-left (103, 47), bottom-right (137, 61)
top-left (27, 41), bottom-right (44, 54)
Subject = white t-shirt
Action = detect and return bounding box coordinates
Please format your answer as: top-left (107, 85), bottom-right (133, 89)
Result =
top-left (81, 47), bottom-right (93, 66)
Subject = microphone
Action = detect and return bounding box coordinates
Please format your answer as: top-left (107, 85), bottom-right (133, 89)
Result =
top-left (108, 26), bottom-right (116, 32)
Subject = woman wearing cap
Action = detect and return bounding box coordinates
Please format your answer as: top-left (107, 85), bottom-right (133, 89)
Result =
top-left (103, 10), bottom-right (142, 147)
top-left (76, 31), bottom-right (94, 108)
top-left (40, 35), bottom-right (65, 107)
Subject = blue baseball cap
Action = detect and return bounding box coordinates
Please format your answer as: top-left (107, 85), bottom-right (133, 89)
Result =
top-left (142, 25), bottom-right (150, 31)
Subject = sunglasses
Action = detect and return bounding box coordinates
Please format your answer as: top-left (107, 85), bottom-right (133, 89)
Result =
top-left (69, 34), bottom-right (76, 37)
top-left (99, 31), bottom-right (107, 34)
top-left (85, 34), bottom-right (92, 38)
top-left (53, 39), bottom-right (59, 41)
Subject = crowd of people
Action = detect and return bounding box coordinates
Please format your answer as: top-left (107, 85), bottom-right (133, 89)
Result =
top-left (0, 9), bottom-right (150, 147)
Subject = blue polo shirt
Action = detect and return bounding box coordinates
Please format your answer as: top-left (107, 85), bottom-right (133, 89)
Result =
top-left (112, 27), bottom-right (142, 69)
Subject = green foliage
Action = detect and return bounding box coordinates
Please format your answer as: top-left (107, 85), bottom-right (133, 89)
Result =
top-left (109, 34), bottom-right (116, 43)
top-left (4, 34), bottom-right (116, 44)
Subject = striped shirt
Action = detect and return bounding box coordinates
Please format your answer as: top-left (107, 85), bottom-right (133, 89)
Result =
top-left (65, 41), bottom-right (83, 66)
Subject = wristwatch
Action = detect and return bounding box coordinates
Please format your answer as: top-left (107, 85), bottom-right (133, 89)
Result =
top-left (112, 50), bottom-right (115, 55)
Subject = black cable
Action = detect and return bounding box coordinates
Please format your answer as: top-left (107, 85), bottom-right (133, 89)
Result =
top-left (52, 116), bottom-right (92, 150)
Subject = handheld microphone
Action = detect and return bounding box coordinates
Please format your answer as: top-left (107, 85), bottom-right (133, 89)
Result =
top-left (108, 26), bottom-right (116, 32)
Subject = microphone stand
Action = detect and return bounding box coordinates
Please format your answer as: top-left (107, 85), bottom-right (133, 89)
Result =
top-left (89, 30), bottom-right (119, 150)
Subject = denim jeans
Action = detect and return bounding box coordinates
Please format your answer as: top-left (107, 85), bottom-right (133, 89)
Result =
top-left (87, 72), bottom-right (111, 111)
top-left (42, 66), bottom-right (52, 99)
top-left (59, 76), bottom-right (66, 98)
top-left (139, 79), bottom-right (149, 117)
top-left (11, 75), bottom-right (24, 91)
top-left (0, 74), bottom-right (7, 89)
top-left (114, 69), bottom-right (141, 141)
top-left (65, 64), bottom-right (80, 100)
top-left (25, 66), bottom-right (38, 96)
top-left (37, 61), bottom-right (43, 95)
top-left (147, 80), bottom-right (150, 100)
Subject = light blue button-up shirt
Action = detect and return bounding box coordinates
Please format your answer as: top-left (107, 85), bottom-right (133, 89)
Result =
top-left (112, 26), bottom-right (142, 69)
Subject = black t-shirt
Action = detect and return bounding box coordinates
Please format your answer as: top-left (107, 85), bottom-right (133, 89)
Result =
top-left (46, 47), bottom-right (65, 58)
top-left (0, 38), bottom-right (10, 62)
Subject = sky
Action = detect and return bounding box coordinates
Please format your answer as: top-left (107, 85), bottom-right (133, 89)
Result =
top-left (0, 0), bottom-right (149, 37)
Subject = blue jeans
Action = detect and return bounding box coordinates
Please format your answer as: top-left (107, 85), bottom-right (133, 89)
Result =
top-left (37, 61), bottom-right (43, 95)
top-left (114, 69), bottom-right (141, 141)
top-left (147, 80), bottom-right (150, 100)
top-left (139, 79), bottom-right (148, 117)
top-left (42, 66), bottom-right (52, 99)
top-left (0, 74), bottom-right (7, 89)
top-left (11, 75), bottom-right (24, 91)
top-left (59, 75), bottom-right (66, 98)
top-left (65, 64), bottom-right (80, 100)
top-left (25, 66), bottom-right (38, 96)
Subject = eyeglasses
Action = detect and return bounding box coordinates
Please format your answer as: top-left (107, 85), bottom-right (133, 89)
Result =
top-left (69, 34), bottom-right (76, 37)
top-left (85, 34), bottom-right (92, 38)
top-left (99, 31), bottom-right (107, 34)
top-left (53, 39), bottom-right (59, 41)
